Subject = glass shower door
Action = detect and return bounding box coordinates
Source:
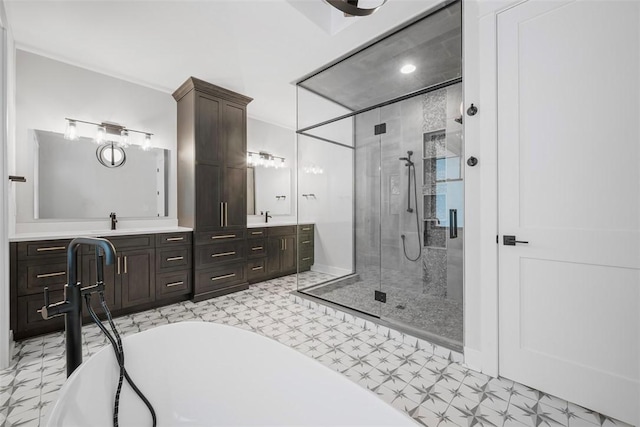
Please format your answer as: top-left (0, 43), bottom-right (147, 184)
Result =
top-left (378, 84), bottom-right (464, 348)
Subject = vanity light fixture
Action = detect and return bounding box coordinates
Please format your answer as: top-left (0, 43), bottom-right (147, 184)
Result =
top-left (95, 125), bottom-right (106, 144)
top-left (247, 151), bottom-right (285, 168)
top-left (120, 129), bottom-right (130, 148)
top-left (63, 118), bottom-right (154, 149)
top-left (142, 133), bottom-right (152, 151)
top-left (64, 119), bottom-right (79, 141)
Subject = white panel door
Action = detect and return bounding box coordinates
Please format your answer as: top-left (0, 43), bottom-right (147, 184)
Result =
top-left (497, 1), bottom-right (639, 425)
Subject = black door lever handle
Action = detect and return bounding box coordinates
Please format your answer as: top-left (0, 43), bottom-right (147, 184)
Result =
top-left (503, 235), bottom-right (528, 246)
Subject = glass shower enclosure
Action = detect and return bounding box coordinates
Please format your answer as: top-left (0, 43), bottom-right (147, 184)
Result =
top-left (296, 0), bottom-right (463, 350)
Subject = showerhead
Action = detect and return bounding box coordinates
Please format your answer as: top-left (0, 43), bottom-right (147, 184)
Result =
top-left (399, 150), bottom-right (414, 166)
top-left (399, 156), bottom-right (414, 166)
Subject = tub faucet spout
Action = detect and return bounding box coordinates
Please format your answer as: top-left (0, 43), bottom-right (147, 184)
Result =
top-left (40, 237), bottom-right (116, 377)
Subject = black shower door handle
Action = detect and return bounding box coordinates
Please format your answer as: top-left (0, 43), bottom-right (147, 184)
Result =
top-left (449, 209), bottom-right (458, 239)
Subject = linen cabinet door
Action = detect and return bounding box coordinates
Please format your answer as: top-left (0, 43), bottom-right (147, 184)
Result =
top-left (121, 249), bottom-right (156, 308)
top-left (222, 101), bottom-right (247, 168)
top-left (196, 94), bottom-right (222, 164)
top-left (223, 166), bottom-right (246, 228)
top-left (195, 164), bottom-right (223, 230)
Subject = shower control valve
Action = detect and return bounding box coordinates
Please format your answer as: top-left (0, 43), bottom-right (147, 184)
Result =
top-left (466, 103), bottom-right (478, 116)
top-left (467, 156), bottom-right (478, 167)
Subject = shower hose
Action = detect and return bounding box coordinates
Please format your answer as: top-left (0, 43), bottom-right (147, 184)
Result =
top-left (401, 162), bottom-right (422, 262)
top-left (85, 291), bottom-right (157, 427)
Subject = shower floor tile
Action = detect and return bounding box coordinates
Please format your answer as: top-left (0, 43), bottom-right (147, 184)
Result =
top-left (0, 274), bottom-right (630, 427)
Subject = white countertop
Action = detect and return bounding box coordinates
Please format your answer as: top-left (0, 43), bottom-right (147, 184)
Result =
top-left (247, 221), bottom-right (300, 228)
top-left (9, 226), bottom-right (193, 242)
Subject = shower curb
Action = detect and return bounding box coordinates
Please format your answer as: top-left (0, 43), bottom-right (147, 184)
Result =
top-left (289, 293), bottom-right (464, 364)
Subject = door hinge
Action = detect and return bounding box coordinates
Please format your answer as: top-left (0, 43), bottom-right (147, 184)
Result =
top-left (374, 290), bottom-right (387, 303)
top-left (374, 123), bottom-right (387, 135)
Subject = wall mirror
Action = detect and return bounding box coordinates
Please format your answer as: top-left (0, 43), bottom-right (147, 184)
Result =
top-left (247, 167), bottom-right (291, 215)
top-left (33, 129), bottom-right (168, 219)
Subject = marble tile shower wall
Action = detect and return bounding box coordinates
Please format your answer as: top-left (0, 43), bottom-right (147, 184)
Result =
top-left (421, 84), bottom-right (464, 301)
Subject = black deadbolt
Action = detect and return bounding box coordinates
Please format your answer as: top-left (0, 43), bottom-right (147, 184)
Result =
top-left (467, 156), bottom-right (478, 167)
top-left (466, 103), bottom-right (478, 116)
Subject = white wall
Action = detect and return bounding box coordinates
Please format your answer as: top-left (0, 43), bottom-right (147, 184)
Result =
top-left (298, 134), bottom-right (353, 276)
top-left (462, 0), bottom-right (518, 378)
top-left (13, 50), bottom-right (177, 234)
top-left (247, 117), bottom-right (296, 223)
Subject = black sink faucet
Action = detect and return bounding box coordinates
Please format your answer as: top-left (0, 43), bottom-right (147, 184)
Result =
top-left (40, 237), bottom-right (116, 377)
top-left (110, 212), bottom-right (117, 230)
top-left (264, 211), bottom-right (272, 223)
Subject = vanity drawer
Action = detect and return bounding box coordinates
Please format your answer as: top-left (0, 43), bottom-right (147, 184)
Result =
top-left (195, 229), bottom-right (246, 245)
top-left (299, 254), bottom-right (314, 271)
top-left (107, 234), bottom-right (154, 250)
top-left (156, 271), bottom-right (192, 298)
top-left (195, 262), bottom-right (246, 293)
top-left (248, 239), bottom-right (266, 258)
top-left (298, 236), bottom-right (314, 252)
top-left (247, 259), bottom-right (266, 281)
top-left (16, 291), bottom-right (65, 337)
top-left (17, 259), bottom-right (69, 296)
top-left (195, 241), bottom-right (246, 268)
top-left (247, 228), bottom-right (266, 239)
top-left (268, 226), bottom-right (296, 237)
top-left (156, 246), bottom-right (192, 272)
top-left (17, 240), bottom-right (71, 260)
top-left (156, 232), bottom-right (192, 247)
top-left (298, 224), bottom-right (314, 234)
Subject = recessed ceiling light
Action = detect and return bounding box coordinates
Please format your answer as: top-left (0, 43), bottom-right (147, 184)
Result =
top-left (400, 64), bottom-right (416, 74)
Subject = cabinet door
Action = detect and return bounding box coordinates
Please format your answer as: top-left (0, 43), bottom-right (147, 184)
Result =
top-left (224, 166), bottom-right (246, 228)
top-left (281, 235), bottom-right (296, 273)
top-left (195, 164), bottom-right (223, 230)
top-left (222, 101), bottom-right (246, 168)
top-left (266, 237), bottom-right (282, 276)
top-left (121, 249), bottom-right (155, 308)
top-left (82, 254), bottom-right (120, 314)
top-left (196, 94), bottom-right (222, 164)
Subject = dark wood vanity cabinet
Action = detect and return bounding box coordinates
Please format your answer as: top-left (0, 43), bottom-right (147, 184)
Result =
top-left (246, 224), bottom-right (314, 283)
top-left (267, 233), bottom-right (296, 277)
top-left (10, 231), bottom-right (192, 340)
top-left (298, 224), bottom-right (315, 272)
top-left (173, 77), bottom-right (252, 301)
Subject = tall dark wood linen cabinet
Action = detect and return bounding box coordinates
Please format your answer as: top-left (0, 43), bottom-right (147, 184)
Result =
top-left (173, 77), bottom-right (253, 302)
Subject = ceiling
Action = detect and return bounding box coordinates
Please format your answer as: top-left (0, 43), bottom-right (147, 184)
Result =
top-left (300, 1), bottom-right (461, 112)
top-left (2, 0), bottom-right (442, 129)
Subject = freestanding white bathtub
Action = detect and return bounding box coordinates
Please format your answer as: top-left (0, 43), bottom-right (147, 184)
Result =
top-left (46, 322), bottom-right (416, 426)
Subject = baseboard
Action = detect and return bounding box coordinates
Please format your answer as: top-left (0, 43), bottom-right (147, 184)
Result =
top-left (462, 346), bottom-right (483, 373)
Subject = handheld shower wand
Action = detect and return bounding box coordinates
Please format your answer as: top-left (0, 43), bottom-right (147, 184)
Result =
top-left (399, 151), bottom-right (422, 261)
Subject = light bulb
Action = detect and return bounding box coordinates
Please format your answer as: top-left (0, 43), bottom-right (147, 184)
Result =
top-left (119, 129), bottom-right (130, 147)
top-left (279, 158), bottom-right (285, 168)
top-left (64, 120), bottom-right (79, 141)
top-left (142, 133), bottom-right (152, 151)
top-left (268, 156), bottom-right (275, 168)
top-left (247, 153), bottom-right (253, 166)
top-left (95, 125), bottom-right (106, 144)
top-left (400, 64), bottom-right (416, 74)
